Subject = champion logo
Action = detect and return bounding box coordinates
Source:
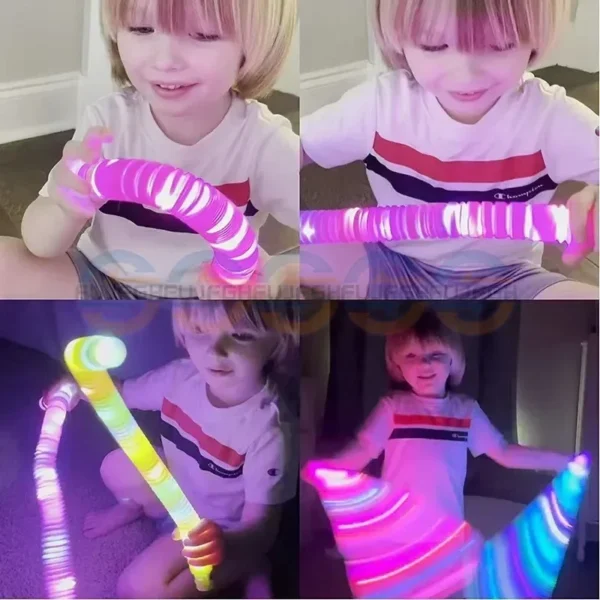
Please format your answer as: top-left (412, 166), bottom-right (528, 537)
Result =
top-left (494, 183), bottom-right (544, 201)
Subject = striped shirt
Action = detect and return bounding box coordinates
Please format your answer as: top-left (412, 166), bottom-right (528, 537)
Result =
top-left (122, 358), bottom-right (297, 528)
top-left (301, 69), bottom-right (599, 270)
top-left (358, 391), bottom-right (506, 521)
top-left (40, 89), bottom-right (299, 296)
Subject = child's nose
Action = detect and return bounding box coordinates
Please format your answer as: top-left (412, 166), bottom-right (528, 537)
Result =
top-left (208, 335), bottom-right (229, 356)
top-left (153, 34), bottom-right (186, 71)
top-left (452, 53), bottom-right (484, 83)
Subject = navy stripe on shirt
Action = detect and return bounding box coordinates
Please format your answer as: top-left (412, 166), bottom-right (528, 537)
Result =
top-left (160, 420), bottom-right (244, 479)
top-left (100, 200), bottom-right (259, 232)
top-left (391, 427), bottom-right (468, 442)
top-left (364, 154), bottom-right (558, 204)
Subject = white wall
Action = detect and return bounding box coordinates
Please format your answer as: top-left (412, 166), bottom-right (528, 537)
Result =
top-left (516, 302), bottom-right (597, 455)
top-left (0, 0), bottom-right (85, 144)
top-left (300, 0), bottom-right (374, 116)
top-left (535, 0), bottom-right (600, 72)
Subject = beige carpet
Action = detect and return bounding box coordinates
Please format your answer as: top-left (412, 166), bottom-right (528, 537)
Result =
top-left (300, 66), bottom-right (599, 286)
top-left (0, 90), bottom-right (299, 255)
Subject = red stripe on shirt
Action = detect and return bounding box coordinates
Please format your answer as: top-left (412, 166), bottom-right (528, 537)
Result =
top-left (373, 133), bottom-right (547, 183)
top-left (162, 399), bottom-right (245, 467)
top-left (215, 180), bottom-right (251, 207)
top-left (394, 414), bottom-right (472, 429)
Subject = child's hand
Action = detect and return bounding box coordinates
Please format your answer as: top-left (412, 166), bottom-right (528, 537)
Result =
top-left (42, 377), bottom-right (87, 412)
top-left (196, 248), bottom-right (300, 299)
top-left (563, 185), bottom-right (598, 266)
top-left (175, 519), bottom-right (224, 569)
top-left (48, 127), bottom-right (113, 219)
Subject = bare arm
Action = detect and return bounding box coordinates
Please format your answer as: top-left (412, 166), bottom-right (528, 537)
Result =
top-left (326, 439), bottom-right (379, 472)
top-left (486, 443), bottom-right (571, 473)
top-left (21, 196), bottom-right (89, 258)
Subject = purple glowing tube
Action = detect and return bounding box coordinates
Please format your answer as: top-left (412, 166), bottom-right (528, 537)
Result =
top-left (300, 203), bottom-right (593, 252)
top-left (35, 382), bottom-right (80, 599)
top-left (68, 158), bottom-right (259, 285)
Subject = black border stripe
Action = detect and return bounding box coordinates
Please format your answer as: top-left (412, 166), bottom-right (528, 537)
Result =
top-left (161, 420), bottom-right (244, 478)
top-left (365, 154), bottom-right (558, 204)
top-left (391, 427), bottom-right (468, 442)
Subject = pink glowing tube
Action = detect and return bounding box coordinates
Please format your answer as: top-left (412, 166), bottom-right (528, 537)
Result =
top-left (35, 382), bottom-right (80, 599)
top-left (302, 464), bottom-right (482, 599)
top-left (68, 158), bottom-right (259, 285)
top-left (300, 203), bottom-right (594, 252)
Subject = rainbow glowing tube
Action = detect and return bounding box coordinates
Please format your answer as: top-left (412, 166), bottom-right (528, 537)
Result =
top-left (63, 336), bottom-right (214, 591)
top-left (35, 381), bottom-right (80, 599)
top-left (465, 452), bottom-right (591, 599)
top-left (67, 158), bottom-right (259, 285)
top-left (302, 464), bottom-right (483, 599)
top-left (300, 202), bottom-right (595, 252)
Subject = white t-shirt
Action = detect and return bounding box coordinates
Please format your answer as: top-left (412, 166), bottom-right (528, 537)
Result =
top-left (40, 89), bottom-right (299, 295)
top-left (122, 358), bottom-right (297, 528)
top-left (301, 70), bottom-right (599, 270)
top-left (357, 390), bottom-right (507, 521)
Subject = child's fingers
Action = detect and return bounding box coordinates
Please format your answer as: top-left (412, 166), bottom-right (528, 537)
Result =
top-left (564, 188), bottom-right (598, 265)
top-left (82, 127), bottom-right (114, 158)
top-left (185, 548), bottom-right (223, 568)
top-left (53, 160), bottom-right (91, 196)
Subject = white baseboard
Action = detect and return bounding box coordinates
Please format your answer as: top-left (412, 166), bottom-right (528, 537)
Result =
top-left (300, 60), bottom-right (374, 117)
top-left (0, 73), bottom-right (81, 145)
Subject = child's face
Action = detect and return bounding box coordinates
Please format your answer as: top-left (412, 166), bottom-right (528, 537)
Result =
top-left (403, 15), bottom-right (534, 124)
top-left (184, 327), bottom-right (277, 406)
top-left (116, 1), bottom-right (243, 117)
top-left (393, 338), bottom-right (452, 398)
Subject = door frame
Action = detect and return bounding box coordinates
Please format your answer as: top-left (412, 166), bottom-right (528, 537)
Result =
top-left (78, 0), bottom-right (115, 120)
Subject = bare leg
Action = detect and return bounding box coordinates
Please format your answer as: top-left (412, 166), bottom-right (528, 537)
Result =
top-left (534, 281), bottom-right (599, 299)
top-left (300, 243), bottom-right (369, 299)
top-left (0, 236), bottom-right (79, 299)
top-left (84, 449), bottom-right (167, 539)
top-left (117, 533), bottom-right (196, 599)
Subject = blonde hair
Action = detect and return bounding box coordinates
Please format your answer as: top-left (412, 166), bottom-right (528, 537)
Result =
top-left (372, 0), bottom-right (572, 72)
top-left (101, 0), bottom-right (297, 98)
top-left (385, 309), bottom-right (465, 389)
top-left (172, 300), bottom-right (299, 377)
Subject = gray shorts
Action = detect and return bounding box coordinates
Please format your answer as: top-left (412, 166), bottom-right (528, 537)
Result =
top-left (365, 243), bottom-right (567, 300)
top-left (67, 249), bottom-right (193, 300)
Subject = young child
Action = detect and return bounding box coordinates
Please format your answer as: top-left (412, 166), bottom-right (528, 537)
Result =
top-left (0, 0), bottom-right (299, 300)
top-left (308, 310), bottom-right (571, 527)
top-left (300, 0), bottom-right (599, 300)
top-left (66, 300), bottom-right (299, 598)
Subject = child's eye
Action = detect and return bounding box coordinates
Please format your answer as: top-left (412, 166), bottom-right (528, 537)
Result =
top-left (129, 26), bottom-right (154, 35)
top-left (232, 332), bottom-right (257, 342)
top-left (192, 33), bottom-right (221, 42)
top-left (491, 42), bottom-right (516, 52)
top-left (420, 44), bottom-right (448, 52)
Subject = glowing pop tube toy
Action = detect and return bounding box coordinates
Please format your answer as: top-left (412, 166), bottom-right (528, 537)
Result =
top-left (465, 452), bottom-right (591, 599)
top-left (302, 464), bottom-right (482, 599)
top-left (303, 453), bottom-right (590, 599)
top-left (300, 203), bottom-right (595, 253)
top-left (64, 336), bottom-right (215, 591)
top-left (35, 382), bottom-right (80, 599)
top-left (68, 158), bottom-right (259, 285)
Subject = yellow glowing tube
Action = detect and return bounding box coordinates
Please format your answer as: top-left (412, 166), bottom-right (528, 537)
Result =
top-left (64, 336), bottom-right (212, 591)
